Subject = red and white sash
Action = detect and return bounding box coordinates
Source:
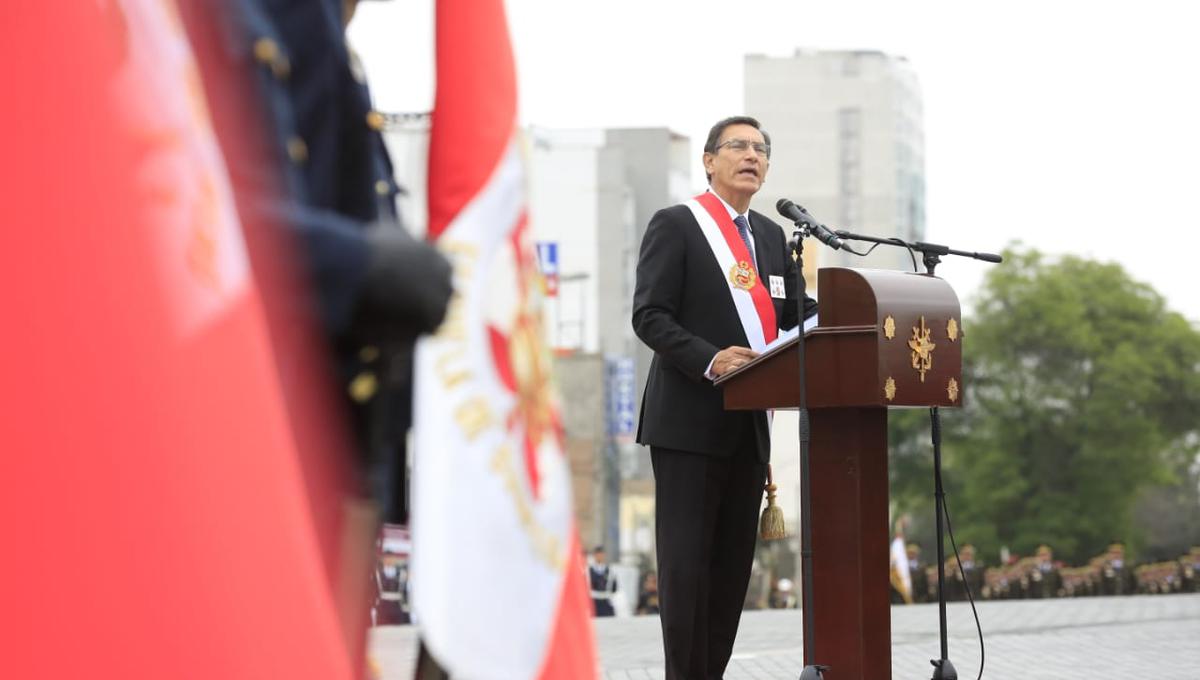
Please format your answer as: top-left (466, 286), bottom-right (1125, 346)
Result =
top-left (685, 192), bottom-right (778, 351)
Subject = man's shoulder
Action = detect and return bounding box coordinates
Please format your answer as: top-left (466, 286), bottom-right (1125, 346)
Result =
top-left (644, 203), bottom-right (702, 236)
top-left (748, 208), bottom-right (785, 233)
top-left (654, 202), bottom-right (699, 223)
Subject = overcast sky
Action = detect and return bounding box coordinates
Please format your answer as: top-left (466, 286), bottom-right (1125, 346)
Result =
top-left (349, 0), bottom-right (1200, 322)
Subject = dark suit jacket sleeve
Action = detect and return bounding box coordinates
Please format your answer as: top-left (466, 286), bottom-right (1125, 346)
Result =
top-left (632, 208), bottom-right (720, 382)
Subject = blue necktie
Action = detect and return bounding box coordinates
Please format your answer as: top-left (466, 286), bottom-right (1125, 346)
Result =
top-left (733, 214), bottom-right (756, 272)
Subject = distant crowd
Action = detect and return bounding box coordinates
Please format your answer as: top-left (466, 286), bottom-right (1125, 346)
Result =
top-left (896, 542), bottom-right (1200, 603)
top-left (379, 540), bottom-right (1200, 625)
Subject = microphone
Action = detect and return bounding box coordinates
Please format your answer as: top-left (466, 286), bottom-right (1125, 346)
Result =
top-left (776, 199), bottom-right (844, 251)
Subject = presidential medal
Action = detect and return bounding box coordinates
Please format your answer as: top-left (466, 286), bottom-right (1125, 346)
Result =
top-left (728, 260), bottom-right (757, 291)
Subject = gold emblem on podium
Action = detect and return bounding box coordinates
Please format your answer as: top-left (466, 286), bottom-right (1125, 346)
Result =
top-left (947, 377), bottom-right (959, 402)
top-left (947, 318), bottom-right (959, 342)
top-left (883, 315), bottom-right (896, 340)
top-left (728, 261), bottom-right (757, 291)
top-left (884, 376), bottom-right (896, 402)
top-left (908, 316), bottom-right (936, 382)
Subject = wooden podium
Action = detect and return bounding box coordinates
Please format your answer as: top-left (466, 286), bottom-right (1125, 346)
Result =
top-left (716, 267), bottom-right (963, 680)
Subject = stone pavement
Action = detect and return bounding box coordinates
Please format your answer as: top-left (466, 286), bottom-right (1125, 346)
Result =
top-left (370, 593), bottom-right (1200, 679)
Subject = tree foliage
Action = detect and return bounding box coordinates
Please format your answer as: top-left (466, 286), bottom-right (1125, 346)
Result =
top-left (889, 246), bottom-right (1200, 564)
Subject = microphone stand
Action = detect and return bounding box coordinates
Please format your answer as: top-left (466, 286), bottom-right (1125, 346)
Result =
top-left (787, 226), bottom-right (829, 680)
top-left (833, 230), bottom-right (1001, 680)
top-left (833, 230), bottom-right (1003, 266)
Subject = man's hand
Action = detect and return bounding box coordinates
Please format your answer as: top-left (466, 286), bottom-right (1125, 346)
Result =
top-left (710, 346), bottom-right (759, 377)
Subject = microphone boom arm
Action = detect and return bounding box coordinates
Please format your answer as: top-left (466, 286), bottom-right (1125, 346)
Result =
top-left (834, 229), bottom-right (1002, 275)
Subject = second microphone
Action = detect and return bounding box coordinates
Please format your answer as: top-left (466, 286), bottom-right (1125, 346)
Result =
top-left (776, 199), bottom-right (845, 251)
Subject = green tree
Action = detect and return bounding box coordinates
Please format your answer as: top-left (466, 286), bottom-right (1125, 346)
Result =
top-left (889, 246), bottom-right (1200, 565)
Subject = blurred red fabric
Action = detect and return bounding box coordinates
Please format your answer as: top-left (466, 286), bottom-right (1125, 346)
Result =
top-left (0, 6), bottom-right (352, 679)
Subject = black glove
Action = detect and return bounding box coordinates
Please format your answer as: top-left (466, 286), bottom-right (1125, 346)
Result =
top-left (352, 223), bottom-right (453, 342)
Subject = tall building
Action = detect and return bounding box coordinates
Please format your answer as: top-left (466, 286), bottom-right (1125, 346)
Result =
top-left (527, 127), bottom-right (691, 556)
top-left (745, 49), bottom-right (926, 277)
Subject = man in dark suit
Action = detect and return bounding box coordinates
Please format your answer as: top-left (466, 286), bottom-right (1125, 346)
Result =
top-left (633, 115), bottom-right (817, 680)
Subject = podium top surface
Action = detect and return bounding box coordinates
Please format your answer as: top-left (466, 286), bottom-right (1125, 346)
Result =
top-left (718, 267), bottom-right (964, 410)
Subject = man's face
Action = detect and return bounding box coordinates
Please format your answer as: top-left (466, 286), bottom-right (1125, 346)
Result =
top-left (704, 123), bottom-right (770, 202)
top-left (593, 550), bottom-right (606, 564)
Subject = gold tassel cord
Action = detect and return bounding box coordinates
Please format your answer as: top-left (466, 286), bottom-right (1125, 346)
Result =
top-left (760, 463), bottom-right (786, 540)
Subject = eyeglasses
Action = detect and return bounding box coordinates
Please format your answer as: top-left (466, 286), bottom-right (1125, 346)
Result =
top-left (715, 138), bottom-right (770, 158)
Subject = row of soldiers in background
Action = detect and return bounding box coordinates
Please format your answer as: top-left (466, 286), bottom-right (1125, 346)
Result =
top-left (897, 543), bottom-right (1200, 603)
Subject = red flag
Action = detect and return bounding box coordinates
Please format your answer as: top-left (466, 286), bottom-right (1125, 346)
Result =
top-left (1, 4), bottom-right (351, 678)
top-left (411, 0), bottom-right (598, 677)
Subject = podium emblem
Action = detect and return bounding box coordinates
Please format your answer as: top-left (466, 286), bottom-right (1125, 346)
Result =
top-left (908, 316), bottom-right (936, 382)
top-left (884, 377), bottom-right (896, 401)
top-left (728, 261), bottom-right (757, 291)
top-left (883, 315), bottom-right (896, 340)
top-left (947, 377), bottom-right (959, 402)
top-left (947, 318), bottom-right (959, 342)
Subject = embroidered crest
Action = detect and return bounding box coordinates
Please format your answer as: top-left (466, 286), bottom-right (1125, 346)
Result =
top-left (728, 260), bottom-right (757, 291)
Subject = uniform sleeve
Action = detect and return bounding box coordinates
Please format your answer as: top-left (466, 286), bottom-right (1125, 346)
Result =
top-left (631, 208), bottom-right (720, 381)
top-left (256, 199), bottom-right (371, 337)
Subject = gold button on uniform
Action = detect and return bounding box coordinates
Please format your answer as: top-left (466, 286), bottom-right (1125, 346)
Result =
top-left (375, 179), bottom-right (390, 196)
top-left (252, 38), bottom-right (290, 79)
top-left (366, 110), bottom-right (386, 132)
top-left (348, 371), bottom-right (378, 403)
top-left (286, 136), bottom-right (308, 164)
top-left (253, 37), bottom-right (278, 64)
top-left (359, 345), bottom-right (380, 363)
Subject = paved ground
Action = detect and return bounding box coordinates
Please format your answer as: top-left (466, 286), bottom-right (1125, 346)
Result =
top-left (371, 592), bottom-right (1200, 678)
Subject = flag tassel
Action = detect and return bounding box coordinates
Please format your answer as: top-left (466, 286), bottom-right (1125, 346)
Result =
top-left (760, 464), bottom-right (786, 540)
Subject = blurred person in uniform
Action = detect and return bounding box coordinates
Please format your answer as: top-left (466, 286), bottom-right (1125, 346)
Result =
top-left (1100, 542), bottom-right (1135, 595)
top-left (889, 518), bottom-right (913, 604)
top-left (633, 115), bottom-right (817, 680)
top-left (981, 563), bottom-right (1007, 600)
top-left (906, 543), bottom-right (928, 603)
top-left (1028, 544), bottom-right (1062, 599)
top-left (1182, 547), bottom-right (1200, 592)
top-left (340, 0), bottom-right (429, 527)
top-left (769, 578), bottom-right (797, 609)
top-left (180, 0), bottom-right (450, 535)
top-left (948, 544), bottom-right (982, 601)
top-left (1086, 555), bottom-right (1108, 596)
top-left (373, 554), bottom-right (409, 625)
top-left (588, 546), bottom-right (618, 617)
top-left (637, 571), bottom-right (660, 616)
top-left (176, 0), bottom-right (452, 669)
